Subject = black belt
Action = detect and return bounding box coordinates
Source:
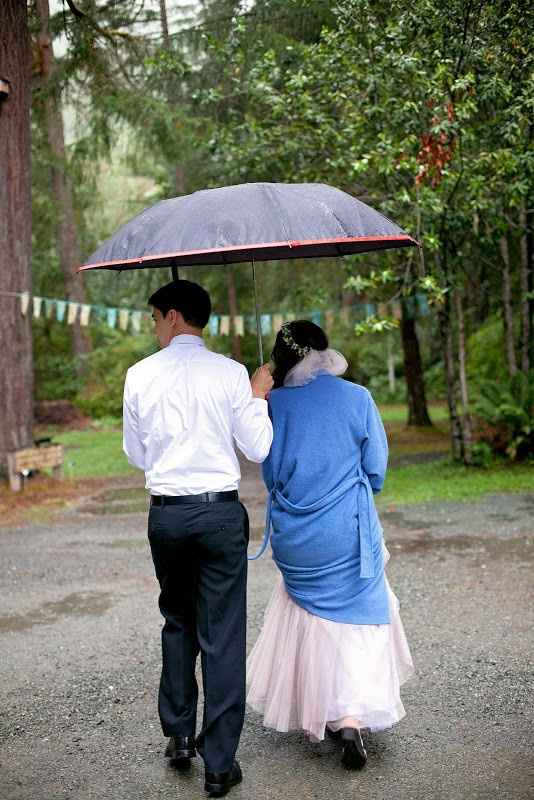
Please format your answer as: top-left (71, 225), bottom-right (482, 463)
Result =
top-left (150, 490), bottom-right (238, 507)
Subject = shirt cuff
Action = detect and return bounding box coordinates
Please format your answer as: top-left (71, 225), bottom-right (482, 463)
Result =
top-left (251, 397), bottom-right (269, 409)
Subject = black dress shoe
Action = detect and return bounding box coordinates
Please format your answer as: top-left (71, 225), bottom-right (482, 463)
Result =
top-left (325, 726), bottom-right (341, 740)
top-left (204, 760), bottom-right (242, 797)
top-left (165, 736), bottom-right (196, 768)
top-left (340, 728), bottom-right (367, 770)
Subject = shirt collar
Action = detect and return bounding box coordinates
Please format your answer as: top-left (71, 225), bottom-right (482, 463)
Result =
top-left (170, 334), bottom-right (205, 347)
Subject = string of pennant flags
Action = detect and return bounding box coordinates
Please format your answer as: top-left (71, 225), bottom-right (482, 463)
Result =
top-left (4, 289), bottom-right (430, 337)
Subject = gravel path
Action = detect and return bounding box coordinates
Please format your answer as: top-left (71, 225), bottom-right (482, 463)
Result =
top-left (1, 462), bottom-right (533, 800)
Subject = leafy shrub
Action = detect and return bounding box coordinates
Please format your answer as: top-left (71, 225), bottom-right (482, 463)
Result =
top-left (467, 316), bottom-right (507, 387)
top-left (33, 321), bottom-right (82, 401)
top-left (75, 330), bottom-right (157, 418)
top-left (473, 370), bottom-right (534, 461)
top-left (470, 441), bottom-right (494, 468)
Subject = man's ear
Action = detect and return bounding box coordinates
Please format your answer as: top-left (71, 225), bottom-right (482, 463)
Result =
top-left (175, 310), bottom-right (186, 328)
top-left (167, 308), bottom-right (181, 327)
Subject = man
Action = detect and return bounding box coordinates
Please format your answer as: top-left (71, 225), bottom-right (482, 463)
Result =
top-left (123, 280), bottom-right (273, 797)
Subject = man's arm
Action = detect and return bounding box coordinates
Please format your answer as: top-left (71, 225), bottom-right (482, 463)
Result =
top-left (122, 370), bottom-right (146, 471)
top-left (232, 365), bottom-right (273, 463)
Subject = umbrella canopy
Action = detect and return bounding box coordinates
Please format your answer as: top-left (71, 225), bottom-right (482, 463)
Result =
top-left (79, 182), bottom-right (417, 272)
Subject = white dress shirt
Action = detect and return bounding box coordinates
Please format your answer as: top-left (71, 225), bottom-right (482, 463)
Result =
top-left (123, 334), bottom-right (273, 495)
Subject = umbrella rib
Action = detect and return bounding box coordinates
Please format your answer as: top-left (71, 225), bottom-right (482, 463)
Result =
top-left (267, 183), bottom-right (292, 247)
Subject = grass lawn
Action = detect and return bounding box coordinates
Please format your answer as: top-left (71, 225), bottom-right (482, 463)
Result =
top-left (55, 425), bottom-right (135, 479)
top-left (379, 403), bottom-right (449, 424)
top-left (378, 460), bottom-right (533, 506)
top-left (49, 405), bottom-right (533, 505)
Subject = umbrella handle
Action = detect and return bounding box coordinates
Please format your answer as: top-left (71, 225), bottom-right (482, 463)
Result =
top-left (171, 265), bottom-right (179, 281)
top-left (252, 260), bottom-right (263, 365)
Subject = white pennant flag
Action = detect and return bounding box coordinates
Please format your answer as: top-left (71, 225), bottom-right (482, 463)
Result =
top-left (80, 304), bottom-right (91, 326)
top-left (131, 311), bottom-right (142, 333)
top-left (234, 316), bottom-right (244, 336)
top-left (20, 292), bottom-right (30, 316)
top-left (67, 302), bottom-right (79, 325)
top-left (272, 314), bottom-right (284, 332)
top-left (219, 316), bottom-right (230, 336)
top-left (119, 309), bottom-right (129, 331)
top-left (33, 296), bottom-right (43, 318)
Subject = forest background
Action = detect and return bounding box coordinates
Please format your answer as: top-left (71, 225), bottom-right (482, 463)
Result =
top-left (1, 0), bottom-right (533, 479)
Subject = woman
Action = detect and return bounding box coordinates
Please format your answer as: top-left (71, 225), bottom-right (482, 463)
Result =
top-left (247, 320), bottom-right (413, 769)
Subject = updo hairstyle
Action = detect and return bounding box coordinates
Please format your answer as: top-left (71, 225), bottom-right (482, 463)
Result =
top-left (271, 320), bottom-right (328, 389)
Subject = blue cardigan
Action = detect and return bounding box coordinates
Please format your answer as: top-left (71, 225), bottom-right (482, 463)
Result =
top-left (254, 374), bottom-right (390, 625)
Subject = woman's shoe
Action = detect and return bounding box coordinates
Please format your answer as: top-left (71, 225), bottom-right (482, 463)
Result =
top-left (325, 725), bottom-right (341, 741)
top-left (340, 728), bottom-right (367, 770)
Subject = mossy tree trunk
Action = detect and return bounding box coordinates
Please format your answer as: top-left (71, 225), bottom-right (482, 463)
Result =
top-left (36, 0), bottom-right (91, 372)
top-left (0, 0), bottom-right (34, 471)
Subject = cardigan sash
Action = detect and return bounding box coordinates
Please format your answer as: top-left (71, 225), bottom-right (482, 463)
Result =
top-left (249, 468), bottom-right (377, 579)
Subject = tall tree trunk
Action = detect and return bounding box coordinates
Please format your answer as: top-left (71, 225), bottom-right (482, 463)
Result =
top-left (438, 298), bottom-right (463, 461)
top-left (387, 334), bottom-right (396, 394)
top-left (0, 0), bottom-right (34, 470)
top-left (400, 300), bottom-right (432, 426)
top-left (159, 0), bottom-right (170, 49)
top-left (527, 204), bottom-right (534, 368)
top-left (159, 0), bottom-right (185, 198)
top-left (36, 0), bottom-right (91, 370)
top-left (455, 291), bottom-right (472, 464)
top-left (519, 206), bottom-right (531, 374)
top-left (227, 267), bottom-right (242, 362)
top-left (499, 235), bottom-right (517, 378)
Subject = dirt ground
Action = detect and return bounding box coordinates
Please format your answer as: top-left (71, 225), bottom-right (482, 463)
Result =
top-left (1, 459), bottom-right (533, 800)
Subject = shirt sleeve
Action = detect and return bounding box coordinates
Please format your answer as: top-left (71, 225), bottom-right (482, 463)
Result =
top-left (122, 370), bottom-right (146, 471)
top-left (232, 365), bottom-right (273, 463)
top-left (361, 390), bottom-right (388, 494)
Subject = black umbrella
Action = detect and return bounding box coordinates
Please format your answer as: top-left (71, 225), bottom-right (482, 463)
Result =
top-left (79, 182), bottom-right (418, 360)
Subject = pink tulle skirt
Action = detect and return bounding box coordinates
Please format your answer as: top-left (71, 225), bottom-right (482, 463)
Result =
top-left (247, 566), bottom-right (414, 741)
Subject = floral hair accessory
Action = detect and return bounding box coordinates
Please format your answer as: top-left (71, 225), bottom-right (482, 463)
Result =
top-left (280, 323), bottom-right (312, 358)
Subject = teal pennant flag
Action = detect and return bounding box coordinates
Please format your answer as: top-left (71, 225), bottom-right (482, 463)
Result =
top-left (56, 300), bottom-right (67, 322)
top-left (209, 315), bottom-right (219, 336)
top-left (260, 314), bottom-right (272, 335)
top-left (415, 294), bottom-right (429, 316)
top-left (107, 307), bottom-right (118, 328)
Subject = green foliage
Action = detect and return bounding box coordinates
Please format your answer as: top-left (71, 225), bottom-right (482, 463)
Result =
top-left (466, 317), bottom-right (507, 386)
top-left (470, 442), bottom-right (494, 469)
top-left (474, 371), bottom-right (534, 461)
top-left (76, 329), bottom-right (157, 418)
top-left (33, 320), bottom-right (82, 401)
top-left (354, 316), bottom-right (399, 337)
top-left (28, 0), bottom-right (534, 456)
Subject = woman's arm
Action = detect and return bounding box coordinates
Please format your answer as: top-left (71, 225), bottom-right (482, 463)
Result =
top-left (261, 402), bottom-right (274, 490)
top-left (361, 390), bottom-right (388, 493)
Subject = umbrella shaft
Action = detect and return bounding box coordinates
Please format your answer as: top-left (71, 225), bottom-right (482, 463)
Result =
top-left (252, 261), bottom-right (263, 365)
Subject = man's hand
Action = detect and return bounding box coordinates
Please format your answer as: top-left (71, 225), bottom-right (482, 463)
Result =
top-left (251, 363), bottom-right (274, 399)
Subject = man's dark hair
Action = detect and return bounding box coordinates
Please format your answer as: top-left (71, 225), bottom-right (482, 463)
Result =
top-left (148, 280), bottom-right (211, 329)
top-left (271, 320), bottom-right (328, 388)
